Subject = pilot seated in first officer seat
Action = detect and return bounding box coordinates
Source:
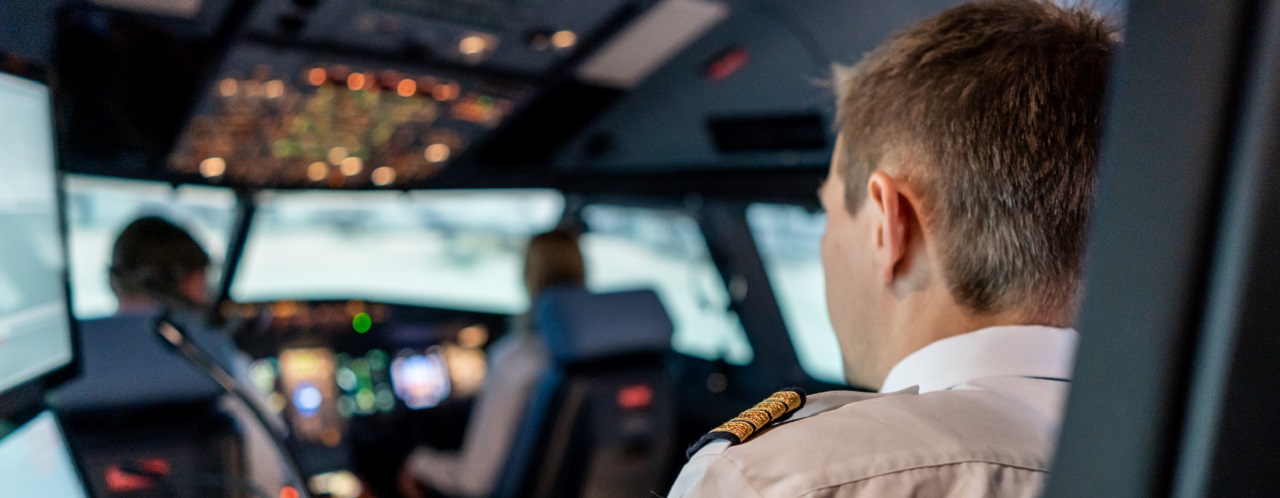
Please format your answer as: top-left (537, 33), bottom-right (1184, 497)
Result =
top-left (399, 229), bottom-right (677, 498)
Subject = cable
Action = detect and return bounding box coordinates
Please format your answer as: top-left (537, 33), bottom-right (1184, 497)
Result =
top-left (153, 314), bottom-right (313, 498)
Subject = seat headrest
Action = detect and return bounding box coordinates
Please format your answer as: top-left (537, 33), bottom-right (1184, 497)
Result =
top-left (533, 288), bottom-right (674, 363)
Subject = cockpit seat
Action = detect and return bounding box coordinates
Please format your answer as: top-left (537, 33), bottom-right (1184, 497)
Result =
top-left (493, 287), bottom-right (677, 498)
top-left (50, 314), bottom-right (246, 498)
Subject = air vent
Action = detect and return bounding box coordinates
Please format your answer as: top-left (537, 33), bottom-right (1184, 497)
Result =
top-left (707, 113), bottom-right (828, 153)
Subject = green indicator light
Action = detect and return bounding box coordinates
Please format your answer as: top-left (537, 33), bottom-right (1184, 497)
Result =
top-left (353, 313), bottom-right (373, 334)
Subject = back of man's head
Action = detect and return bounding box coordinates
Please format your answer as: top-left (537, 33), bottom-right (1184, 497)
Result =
top-left (834, 0), bottom-right (1116, 321)
top-left (110, 216), bottom-right (210, 308)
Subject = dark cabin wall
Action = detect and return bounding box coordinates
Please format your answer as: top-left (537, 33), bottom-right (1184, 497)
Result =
top-left (555, 0), bottom-right (1127, 174)
top-left (0, 0), bottom-right (60, 64)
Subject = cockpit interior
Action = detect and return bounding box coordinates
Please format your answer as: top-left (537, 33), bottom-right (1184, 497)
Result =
top-left (7, 0), bottom-right (1280, 497)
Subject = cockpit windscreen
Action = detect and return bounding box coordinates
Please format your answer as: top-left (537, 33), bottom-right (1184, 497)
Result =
top-left (230, 189), bottom-right (564, 312)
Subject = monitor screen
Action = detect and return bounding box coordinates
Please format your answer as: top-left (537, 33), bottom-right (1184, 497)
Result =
top-left (0, 72), bottom-right (75, 393)
top-left (0, 411), bottom-right (90, 498)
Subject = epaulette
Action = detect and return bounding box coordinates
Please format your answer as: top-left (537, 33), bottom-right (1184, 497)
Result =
top-left (686, 388), bottom-right (806, 458)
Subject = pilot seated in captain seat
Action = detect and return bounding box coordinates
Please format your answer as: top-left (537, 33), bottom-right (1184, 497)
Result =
top-left (77, 216), bottom-right (287, 494)
top-left (670, 2), bottom-right (1116, 497)
top-left (398, 229), bottom-right (586, 498)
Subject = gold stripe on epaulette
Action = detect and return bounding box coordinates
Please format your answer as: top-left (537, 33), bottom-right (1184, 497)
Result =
top-left (708, 389), bottom-right (806, 443)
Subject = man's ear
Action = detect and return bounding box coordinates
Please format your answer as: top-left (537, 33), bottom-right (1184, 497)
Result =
top-left (179, 270), bottom-right (208, 305)
top-left (866, 171), bottom-right (914, 283)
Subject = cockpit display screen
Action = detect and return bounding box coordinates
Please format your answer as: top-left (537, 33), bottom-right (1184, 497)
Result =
top-left (0, 72), bottom-right (75, 394)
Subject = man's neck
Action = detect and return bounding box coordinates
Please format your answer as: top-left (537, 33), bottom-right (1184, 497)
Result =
top-left (115, 295), bottom-right (160, 314)
top-left (877, 291), bottom-right (1036, 386)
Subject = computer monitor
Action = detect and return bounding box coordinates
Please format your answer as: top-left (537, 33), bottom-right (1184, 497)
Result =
top-left (0, 70), bottom-right (76, 394)
top-left (0, 410), bottom-right (91, 497)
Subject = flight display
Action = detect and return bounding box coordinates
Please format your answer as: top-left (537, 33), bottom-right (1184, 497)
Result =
top-left (0, 72), bottom-right (74, 394)
top-left (0, 411), bottom-right (90, 498)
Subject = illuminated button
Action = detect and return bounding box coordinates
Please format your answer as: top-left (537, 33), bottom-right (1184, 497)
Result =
top-left (457, 325), bottom-right (488, 348)
top-left (268, 393), bottom-right (287, 413)
top-left (327, 146), bottom-right (349, 165)
top-left (396, 78), bottom-right (416, 97)
top-left (199, 157), bottom-right (226, 178)
top-left (459, 35), bottom-right (488, 56)
top-left (293, 382), bottom-right (323, 417)
top-left (352, 312), bottom-right (372, 333)
top-left (356, 388), bottom-right (375, 412)
top-left (307, 161), bottom-right (329, 181)
top-left (339, 156), bottom-right (363, 176)
top-left (219, 78), bottom-right (237, 97)
top-left (424, 143), bottom-right (451, 163)
top-left (552, 30), bottom-right (578, 49)
top-left (432, 81), bottom-right (460, 101)
top-left (347, 72), bottom-right (366, 91)
top-left (371, 166), bottom-right (396, 186)
top-left (266, 79), bottom-right (285, 99)
top-left (307, 67), bottom-right (327, 86)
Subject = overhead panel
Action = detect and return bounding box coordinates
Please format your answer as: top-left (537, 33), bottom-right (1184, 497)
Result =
top-left (168, 43), bottom-right (535, 189)
top-left (163, 0), bottom-right (634, 189)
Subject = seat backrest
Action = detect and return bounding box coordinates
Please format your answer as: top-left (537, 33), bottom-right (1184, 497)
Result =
top-left (534, 287), bottom-right (674, 363)
top-left (51, 314), bottom-right (249, 497)
top-left (494, 288), bottom-right (678, 498)
top-left (51, 314), bottom-right (226, 412)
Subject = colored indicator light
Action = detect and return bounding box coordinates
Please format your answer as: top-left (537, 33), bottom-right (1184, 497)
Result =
top-left (280, 486), bottom-right (299, 498)
top-left (551, 30), bottom-right (577, 49)
top-left (307, 161), bottom-right (329, 181)
top-left (371, 166), bottom-right (396, 186)
top-left (219, 78), bottom-right (238, 97)
top-left (266, 79), bottom-right (285, 99)
top-left (339, 156), bottom-right (363, 176)
top-left (424, 143), bottom-right (451, 163)
top-left (199, 157), bottom-right (226, 178)
top-left (459, 35), bottom-right (488, 56)
top-left (347, 73), bottom-right (366, 91)
top-left (353, 312), bottom-right (372, 333)
top-left (307, 67), bottom-right (327, 86)
top-left (397, 78), bottom-right (417, 97)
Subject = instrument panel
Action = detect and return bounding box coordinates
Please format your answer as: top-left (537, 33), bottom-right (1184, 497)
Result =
top-left (228, 299), bottom-right (504, 449)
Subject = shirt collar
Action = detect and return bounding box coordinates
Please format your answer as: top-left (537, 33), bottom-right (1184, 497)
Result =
top-left (879, 325), bottom-right (1079, 393)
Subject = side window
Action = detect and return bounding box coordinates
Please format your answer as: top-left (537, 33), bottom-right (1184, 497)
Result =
top-left (746, 203), bottom-right (845, 384)
top-left (64, 176), bottom-right (236, 319)
top-left (580, 205), bottom-right (753, 365)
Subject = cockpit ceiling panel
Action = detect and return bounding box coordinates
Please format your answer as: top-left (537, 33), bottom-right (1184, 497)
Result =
top-left (552, 0), bottom-right (974, 172)
top-left (243, 0), bottom-right (633, 76)
top-left (168, 43), bottom-right (534, 189)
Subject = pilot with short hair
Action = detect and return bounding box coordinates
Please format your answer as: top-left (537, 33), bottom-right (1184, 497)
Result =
top-left (105, 216), bottom-right (288, 494)
top-left (670, 1), bottom-right (1116, 496)
top-left (110, 216), bottom-right (214, 314)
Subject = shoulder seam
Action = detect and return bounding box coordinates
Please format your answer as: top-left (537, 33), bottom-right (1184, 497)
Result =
top-left (715, 452), bottom-right (769, 498)
top-left (798, 460), bottom-right (1050, 496)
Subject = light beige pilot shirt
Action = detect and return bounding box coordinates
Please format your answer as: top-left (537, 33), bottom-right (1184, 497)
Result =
top-left (406, 332), bottom-right (550, 497)
top-left (669, 325), bottom-right (1078, 498)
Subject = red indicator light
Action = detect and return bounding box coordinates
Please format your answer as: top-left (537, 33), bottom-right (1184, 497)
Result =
top-left (105, 466), bottom-right (153, 493)
top-left (704, 46), bottom-right (750, 82)
top-left (280, 486), bottom-right (300, 498)
top-left (617, 384), bottom-right (654, 410)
